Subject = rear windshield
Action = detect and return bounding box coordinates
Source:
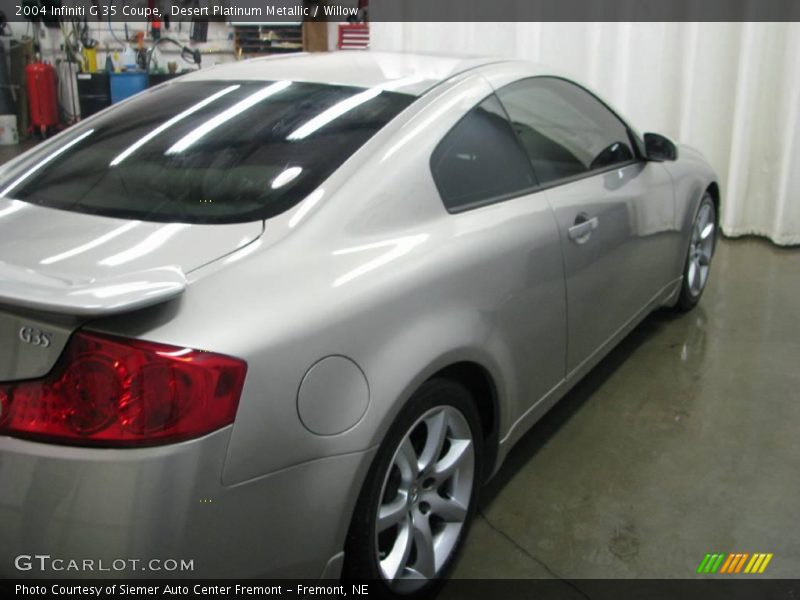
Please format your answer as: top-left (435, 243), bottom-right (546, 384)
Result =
top-left (0, 81), bottom-right (414, 223)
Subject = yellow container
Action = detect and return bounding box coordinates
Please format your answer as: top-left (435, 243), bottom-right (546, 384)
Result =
top-left (82, 47), bottom-right (97, 73)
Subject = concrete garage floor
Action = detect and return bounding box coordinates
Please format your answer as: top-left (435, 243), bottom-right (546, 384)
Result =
top-left (447, 237), bottom-right (800, 585)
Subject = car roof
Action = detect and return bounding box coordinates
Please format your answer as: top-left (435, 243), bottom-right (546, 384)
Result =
top-left (181, 51), bottom-right (513, 96)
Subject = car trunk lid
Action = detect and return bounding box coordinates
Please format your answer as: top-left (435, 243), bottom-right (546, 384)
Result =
top-left (0, 199), bottom-right (262, 381)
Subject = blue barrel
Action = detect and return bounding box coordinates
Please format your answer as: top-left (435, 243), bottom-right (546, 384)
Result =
top-left (109, 71), bottom-right (148, 103)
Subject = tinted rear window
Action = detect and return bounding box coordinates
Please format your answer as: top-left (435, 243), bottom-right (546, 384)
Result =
top-left (0, 81), bottom-right (414, 223)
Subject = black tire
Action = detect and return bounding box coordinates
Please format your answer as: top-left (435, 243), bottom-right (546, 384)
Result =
top-left (342, 378), bottom-right (483, 599)
top-left (675, 192), bottom-right (717, 312)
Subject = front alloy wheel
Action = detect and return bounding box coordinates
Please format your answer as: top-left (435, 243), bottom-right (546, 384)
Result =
top-left (677, 193), bottom-right (716, 310)
top-left (344, 379), bottom-right (482, 597)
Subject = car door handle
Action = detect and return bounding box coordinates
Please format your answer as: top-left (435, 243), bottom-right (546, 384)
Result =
top-left (568, 215), bottom-right (599, 244)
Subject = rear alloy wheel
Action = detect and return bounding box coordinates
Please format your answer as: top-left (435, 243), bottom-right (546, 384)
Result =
top-left (344, 379), bottom-right (482, 598)
top-left (676, 193), bottom-right (716, 310)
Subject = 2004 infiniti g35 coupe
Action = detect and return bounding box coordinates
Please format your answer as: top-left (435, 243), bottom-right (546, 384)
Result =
top-left (0, 52), bottom-right (718, 593)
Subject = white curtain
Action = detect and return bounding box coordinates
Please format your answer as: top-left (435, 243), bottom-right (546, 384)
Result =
top-left (370, 22), bottom-right (800, 246)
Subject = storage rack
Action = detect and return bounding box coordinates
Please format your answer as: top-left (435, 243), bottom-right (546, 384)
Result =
top-left (232, 23), bottom-right (304, 57)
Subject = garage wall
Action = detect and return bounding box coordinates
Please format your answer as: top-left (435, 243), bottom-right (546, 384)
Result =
top-left (5, 20), bottom-right (237, 70)
top-left (2, 20), bottom-right (238, 125)
top-left (371, 22), bottom-right (800, 246)
top-left (2, 20), bottom-right (341, 121)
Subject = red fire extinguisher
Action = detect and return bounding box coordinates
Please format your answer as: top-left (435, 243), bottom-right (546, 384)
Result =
top-left (25, 61), bottom-right (59, 138)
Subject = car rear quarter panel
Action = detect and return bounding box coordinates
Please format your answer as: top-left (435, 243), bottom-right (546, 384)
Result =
top-left (89, 71), bottom-right (566, 489)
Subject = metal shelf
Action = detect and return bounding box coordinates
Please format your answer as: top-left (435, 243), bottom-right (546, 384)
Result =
top-left (233, 23), bottom-right (304, 57)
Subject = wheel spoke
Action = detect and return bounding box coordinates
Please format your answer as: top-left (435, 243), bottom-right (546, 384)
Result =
top-left (423, 492), bottom-right (467, 523)
top-left (687, 260), bottom-right (697, 291)
top-left (411, 512), bottom-right (436, 579)
top-left (432, 439), bottom-right (472, 483)
top-left (418, 411), bottom-right (448, 474)
top-left (697, 204), bottom-right (710, 230)
top-left (395, 437), bottom-right (419, 483)
top-left (700, 222), bottom-right (715, 240)
top-left (699, 265), bottom-right (710, 287)
top-left (378, 496), bottom-right (409, 532)
top-left (380, 520), bottom-right (413, 582)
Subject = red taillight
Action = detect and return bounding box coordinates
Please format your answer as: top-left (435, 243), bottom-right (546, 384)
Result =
top-left (0, 332), bottom-right (247, 447)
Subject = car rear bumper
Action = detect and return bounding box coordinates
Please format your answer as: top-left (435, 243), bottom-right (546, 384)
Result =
top-left (0, 431), bottom-right (375, 579)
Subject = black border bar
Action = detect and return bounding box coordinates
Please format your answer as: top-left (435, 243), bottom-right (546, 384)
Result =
top-left (2, 0), bottom-right (800, 23)
top-left (2, 579), bottom-right (800, 600)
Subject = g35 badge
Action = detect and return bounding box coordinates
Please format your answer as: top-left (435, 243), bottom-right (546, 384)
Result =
top-left (19, 326), bottom-right (53, 348)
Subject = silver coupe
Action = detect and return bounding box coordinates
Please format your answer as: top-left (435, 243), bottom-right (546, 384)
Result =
top-left (0, 52), bottom-right (718, 594)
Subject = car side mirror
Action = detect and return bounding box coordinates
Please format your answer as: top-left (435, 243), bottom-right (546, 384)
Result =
top-left (644, 133), bottom-right (678, 161)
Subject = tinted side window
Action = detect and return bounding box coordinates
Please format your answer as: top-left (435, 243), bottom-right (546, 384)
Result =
top-left (497, 78), bottom-right (636, 185)
top-left (431, 95), bottom-right (534, 211)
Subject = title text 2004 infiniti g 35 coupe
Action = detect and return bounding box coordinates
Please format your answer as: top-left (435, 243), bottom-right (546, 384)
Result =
top-left (0, 52), bottom-right (718, 593)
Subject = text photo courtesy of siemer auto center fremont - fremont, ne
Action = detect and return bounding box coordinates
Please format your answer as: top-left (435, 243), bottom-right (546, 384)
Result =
top-left (0, 1), bottom-right (799, 599)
